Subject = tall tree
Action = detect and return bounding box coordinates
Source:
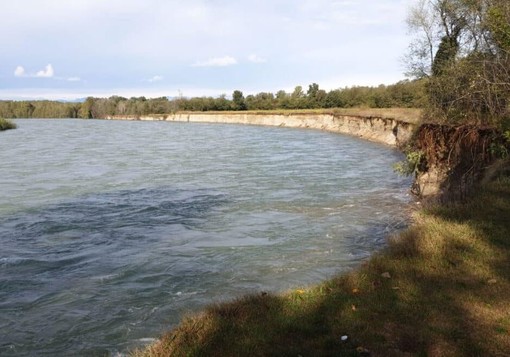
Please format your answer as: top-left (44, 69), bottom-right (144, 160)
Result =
top-left (232, 90), bottom-right (247, 110)
top-left (406, 0), bottom-right (510, 125)
top-left (406, 0), bottom-right (438, 77)
top-left (78, 97), bottom-right (94, 119)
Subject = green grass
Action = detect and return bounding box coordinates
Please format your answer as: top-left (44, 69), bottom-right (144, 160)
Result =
top-left (132, 164), bottom-right (510, 357)
top-left (0, 118), bottom-right (16, 131)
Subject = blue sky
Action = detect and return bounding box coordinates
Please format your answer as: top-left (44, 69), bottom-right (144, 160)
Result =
top-left (1, 0), bottom-right (412, 100)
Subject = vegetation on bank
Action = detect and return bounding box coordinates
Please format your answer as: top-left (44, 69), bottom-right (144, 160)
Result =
top-left (0, 118), bottom-right (16, 131)
top-left (132, 166), bottom-right (510, 356)
top-left (405, 0), bottom-right (510, 128)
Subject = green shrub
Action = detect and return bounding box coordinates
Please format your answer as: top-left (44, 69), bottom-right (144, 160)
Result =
top-left (393, 150), bottom-right (424, 176)
top-left (0, 118), bottom-right (16, 131)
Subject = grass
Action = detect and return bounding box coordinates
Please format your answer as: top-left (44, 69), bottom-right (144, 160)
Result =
top-left (0, 118), bottom-right (16, 131)
top-left (165, 108), bottom-right (423, 124)
top-left (132, 166), bottom-right (510, 357)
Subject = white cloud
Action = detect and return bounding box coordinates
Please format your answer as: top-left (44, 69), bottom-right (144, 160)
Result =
top-left (36, 64), bottom-right (54, 78)
top-left (13, 64), bottom-right (81, 81)
top-left (14, 66), bottom-right (25, 77)
top-left (15, 64), bottom-right (55, 78)
top-left (192, 56), bottom-right (237, 67)
top-left (247, 54), bottom-right (267, 64)
top-left (3, 1), bottom-right (410, 99)
top-left (147, 75), bottom-right (163, 83)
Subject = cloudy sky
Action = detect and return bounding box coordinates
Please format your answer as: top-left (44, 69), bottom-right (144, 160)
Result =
top-left (1, 0), bottom-right (412, 100)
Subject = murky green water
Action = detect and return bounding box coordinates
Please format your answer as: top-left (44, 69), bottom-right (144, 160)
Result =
top-left (0, 119), bottom-right (412, 355)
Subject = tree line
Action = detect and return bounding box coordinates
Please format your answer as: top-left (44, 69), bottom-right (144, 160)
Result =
top-left (0, 80), bottom-right (426, 119)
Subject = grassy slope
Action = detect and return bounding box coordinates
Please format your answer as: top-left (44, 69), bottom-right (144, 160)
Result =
top-left (133, 169), bottom-right (510, 357)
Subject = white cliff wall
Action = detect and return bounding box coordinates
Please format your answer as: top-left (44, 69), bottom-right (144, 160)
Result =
top-left (105, 113), bottom-right (415, 147)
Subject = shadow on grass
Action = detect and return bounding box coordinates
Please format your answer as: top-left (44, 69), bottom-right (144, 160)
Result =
top-left (135, 177), bottom-right (510, 357)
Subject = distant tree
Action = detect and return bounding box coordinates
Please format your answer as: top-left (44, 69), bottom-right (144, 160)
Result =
top-left (232, 90), bottom-right (247, 110)
top-left (78, 97), bottom-right (94, 119)
top-left (214, 94), bottom-right (231, 111)
top-left (289, 86), bottom-right (307, 108)
top-left (246, 92), bottom-right (276, 110)
top-left (149, 97), bottom-right (171, 114)
top-left (275, 90), bottom-right (291, 108)
top-left (324, 90), bottom-right (344, 108)
top-left (306, 83), bottom-right (327, 108)
top-left (405, 0), bottom-right (438, 78)
top-left (291, 86), bottom-right (304, 98)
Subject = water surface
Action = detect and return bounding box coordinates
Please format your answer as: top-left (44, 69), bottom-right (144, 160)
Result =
top-left (0, 119), bottom-right (411, 355)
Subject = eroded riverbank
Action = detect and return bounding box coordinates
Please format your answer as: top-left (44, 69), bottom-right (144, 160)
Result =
top-left (105, 112), bottom-right (416, 147)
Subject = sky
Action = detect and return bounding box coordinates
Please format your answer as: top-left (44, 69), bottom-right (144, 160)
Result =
top-left (1, 0), bottom-right (413, 100)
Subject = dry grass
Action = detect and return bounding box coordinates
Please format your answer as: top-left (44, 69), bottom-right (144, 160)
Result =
top-left (173, 108), bottom-right (423, 124)
top-left (132, 170), bottom-right (510, 357)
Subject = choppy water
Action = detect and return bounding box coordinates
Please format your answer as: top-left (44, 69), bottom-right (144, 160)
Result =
top-left (0, 119), bottom-right (412, 356)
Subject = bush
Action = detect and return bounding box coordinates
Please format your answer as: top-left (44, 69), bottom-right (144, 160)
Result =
top-left (393, 149), bottom-right (424, 176)
top-left (0, 118), bottom-right (16, 131)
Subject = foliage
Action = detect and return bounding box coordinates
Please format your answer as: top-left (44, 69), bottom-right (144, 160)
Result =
top-left (489, 142), bottom-right (509, 159)
top-left (231, 90), bottom-right (247, 110)
top-left (406, 0), bottom-right (510, 127)
top-left (0, 118), bottom-right (16, 131)
top-left (393, 149), bottom-right (424, 176)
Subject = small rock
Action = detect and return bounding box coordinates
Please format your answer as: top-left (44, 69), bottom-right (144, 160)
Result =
top-left (341, 335), bottom-right (348, 341)
top-left (381, 272), bottom-right (391, 279)
top-left (356, 346), bottom-right (371, 356)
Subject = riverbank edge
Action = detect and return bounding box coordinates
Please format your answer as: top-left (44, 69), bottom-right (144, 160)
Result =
top-left (131, 164), bottom-right (510, 357)
top-left (104, 113), bottom-right (416, 147)
top-left (123, 113), bottom-right (510, 356)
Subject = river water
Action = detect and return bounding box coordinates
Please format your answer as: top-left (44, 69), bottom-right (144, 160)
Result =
top-left (0, 119), bottom-right (412, 355)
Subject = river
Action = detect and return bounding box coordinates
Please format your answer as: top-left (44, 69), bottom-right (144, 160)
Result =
top-left (0, 119), bottom-right (412, 355)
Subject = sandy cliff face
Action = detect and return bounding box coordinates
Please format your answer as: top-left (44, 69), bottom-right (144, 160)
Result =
top-left (106, 113), bottom-right (415, 147)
